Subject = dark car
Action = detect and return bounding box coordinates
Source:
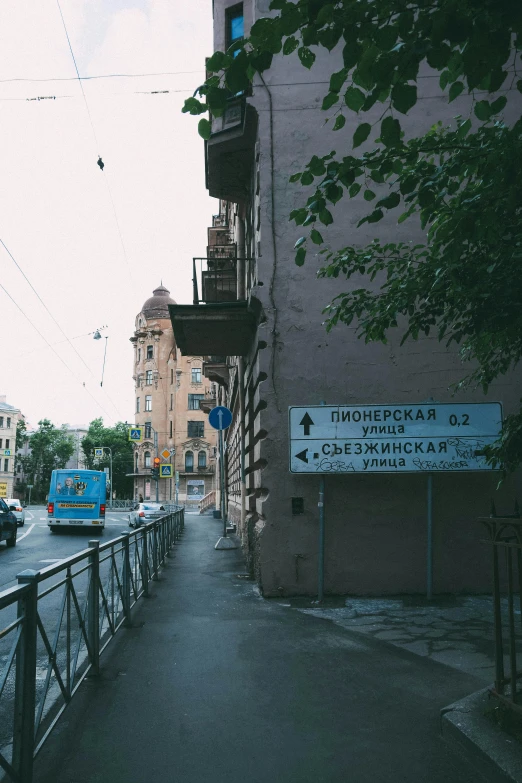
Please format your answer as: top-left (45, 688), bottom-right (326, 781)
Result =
top-left (0, 497), bottom-right (17, 547)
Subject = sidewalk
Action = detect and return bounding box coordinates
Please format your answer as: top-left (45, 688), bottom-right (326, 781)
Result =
top-left (34, 512), bottom-right (490, 783)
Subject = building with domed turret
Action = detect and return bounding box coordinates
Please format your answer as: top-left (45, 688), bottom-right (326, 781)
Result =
top-left (129, 285), bottom-right (217, 505)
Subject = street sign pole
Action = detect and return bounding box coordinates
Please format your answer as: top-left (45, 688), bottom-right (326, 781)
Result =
top-left (318, 401), bottom-right (326, 602)
top-left (219, 428), bottom-right (226, 537)
top-left (207, 406), bottom-right (235, 551)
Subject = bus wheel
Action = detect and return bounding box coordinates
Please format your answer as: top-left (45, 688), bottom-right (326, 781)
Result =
top-left (49, 526), bottom-right (58, 533)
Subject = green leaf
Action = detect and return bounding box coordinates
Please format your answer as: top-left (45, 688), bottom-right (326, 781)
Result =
top-left (310, 229), bottom-right (324, 244)
top-left (301, 171), bottom-right (314, 186)
top-left (377, 192), bottom-right (400, 209)
top-left (457, 119), bottom-right (472, 138)
top-left (294, 236), bottom-right (306, 249)
top-left (206, 51), bottom-right (230, 72)
top-left (490, 96), bottom-right (507, 114)
top-left (290, 208), bottom-right (308, 225)
top-left (319, 209), bottom-right (333, 226)
top-left (298, 47), bottom-right (316, 69)
top-left (352, 122), bottom-right (371, 148)
top-left (283, 36), bottom-right (299, 55)
top-left (397, 208), bottom-right (413, 224)
top-left (295, 247), bottom-right (306, 266)
top-left (380, 116), bottom-right (401, 147)
top-left (363, 189), bottom-right (376, 201)
top-left (289, 172), bottom-right (301, 183)
top-left (303, 214), bottom-right (316, 226)
top-left (345, 86), bottom-right (365, 112)
top-left (308, 156), bottom-right (326, 176)
top-left (448, 82), bottom-right (464, 102)
top-left (182, 96), bottom-right (207, 115)
top-left (322, 92), bottom-right (339, 110)
top-left (330, 68), bottom-right (348, 93)
top-left (391, 83), bottom-right (417, 114)
top-left (439, 70), bottom-right (450, 90)
top-left (349, 182), bottom-right (361, 197)
top-left (333, 114), bottom-right (346, 131)
top-left (367, 209), bottom-right (384, 223)
top-left (325, 184), bottom-right (343, 204)
top-left (198, 118), bottom-right (211, 140)
top-left (474, 100), bottom-right (492, 121)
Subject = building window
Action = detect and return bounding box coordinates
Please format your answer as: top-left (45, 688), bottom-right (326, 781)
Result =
top-left (135, 451), bottom-right (139, 470)
top-left (145, 395), bottom-right (152, 412)
top-left (136, 397), bottom-right (140, 413)
top-left (146, 345), bottom-right (153, 359)
top-left (0, 418), bottom-right (3, 428)
top-left (0, 439), bottom-right (2, 448)
top-left (198, 451), bottom-right (207, 468)
top-left (5, 440), bottom-right (9, 449)
top-left (145, 370), bottom-right (153, 385)
top-left (188, 394), bottom-right (204, 410)
top-left (171, 369), bottom-right (174, 384)
top-left (170, 394), bottom-right (173, 411)
top-left (170, 420), bottom-right (173, 438)
top-left (6, 418), bottom-right (10, 428)
top-left (226, 3), bottom-right (244, 51)
top-left (4, 459), bottom-right (8, 472)
top-left (144, 451), bottom-right (151, 468)
top-left (185, 451), bottom-right (194, 472)
top-left (188, 421), bottom-right (204, 438)
top-left (137, 348), bottom-right (141, 362)
top-left (191, 367), bottom-right (202, 384)
top-left (144, 422), bottom-right (152, 439)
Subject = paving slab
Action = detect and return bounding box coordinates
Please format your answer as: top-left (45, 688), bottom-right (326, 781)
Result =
top-left (34, 514), bottom-right (491, 783)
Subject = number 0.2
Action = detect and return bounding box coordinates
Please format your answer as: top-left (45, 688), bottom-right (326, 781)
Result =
top-left (449, 413), bottom-right (469, 426)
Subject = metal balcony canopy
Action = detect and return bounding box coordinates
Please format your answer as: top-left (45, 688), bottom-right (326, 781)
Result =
top-left (169, 302), bottom-right (257, 357)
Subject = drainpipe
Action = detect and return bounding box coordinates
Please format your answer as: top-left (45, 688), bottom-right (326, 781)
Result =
top-left (237, 214), bottom-right (247, 535)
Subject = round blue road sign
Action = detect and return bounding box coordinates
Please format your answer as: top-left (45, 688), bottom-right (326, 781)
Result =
top-left (208, 405), bottom-right (233, 431)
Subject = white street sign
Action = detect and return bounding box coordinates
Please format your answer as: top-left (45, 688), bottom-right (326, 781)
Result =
top-left (289, 403), bottom-right (502, 474)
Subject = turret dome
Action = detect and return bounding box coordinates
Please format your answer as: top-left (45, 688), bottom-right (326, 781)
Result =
top-left (142, 284), bottom-right (176, 319)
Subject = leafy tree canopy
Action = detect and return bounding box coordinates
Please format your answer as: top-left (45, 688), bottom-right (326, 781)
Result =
top-left (183, 0), bottom-right (522, 471)
top-left (81, 419), bottom-right (134, 498)
top-left (17, 420), bottom-right (75, 501)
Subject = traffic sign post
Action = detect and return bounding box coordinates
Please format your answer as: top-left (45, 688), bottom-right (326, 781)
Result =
top-left (289, 402), bottom-right (503, 603)
top-left (208, 405), bottom-right (236, 550)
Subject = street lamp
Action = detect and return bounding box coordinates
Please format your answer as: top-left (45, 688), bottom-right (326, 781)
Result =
top-left (94, 446), bottom-right (113, 509)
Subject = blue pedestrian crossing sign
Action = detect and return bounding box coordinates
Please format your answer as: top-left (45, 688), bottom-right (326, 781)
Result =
top-left (128, 427), bottom-right (143, 442)
top-left (208, 406), bottom-right (232, 431)
top-left (160, 464), bottom-right (173, 477)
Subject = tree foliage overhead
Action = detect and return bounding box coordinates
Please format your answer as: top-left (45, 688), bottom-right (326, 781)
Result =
top-left (183, 0), bottom-right (522, 469)
top-left (81, 419), bottom-right (134, 498)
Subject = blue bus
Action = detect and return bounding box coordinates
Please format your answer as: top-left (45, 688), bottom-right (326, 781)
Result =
top-left (47, 469), bottom-right (107, 532)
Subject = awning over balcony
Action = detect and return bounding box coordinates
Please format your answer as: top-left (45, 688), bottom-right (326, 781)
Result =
top-left (169, 301), bottom-right (257, 357)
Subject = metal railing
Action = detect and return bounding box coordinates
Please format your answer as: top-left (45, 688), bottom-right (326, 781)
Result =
top-left (0, 508), bottom-right (184, 783)
top-left (198, 490), bottom-right (216, 514)
top-left (192, 256), bottom-right (240, 305)
top-left (479, 512), bottom-right (522, 714)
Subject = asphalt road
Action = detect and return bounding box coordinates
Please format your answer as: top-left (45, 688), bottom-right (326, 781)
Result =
top-left (0, 505), bottom-right (133, 591)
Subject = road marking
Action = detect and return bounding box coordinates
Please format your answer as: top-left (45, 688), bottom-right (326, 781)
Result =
top-left (39, 559), bottom-right (62, 563)
top-left (17, 523), bottom-right (35, 542)
top-left (26, 511), bottom-right (34, 521)
top-left (39, 517), bottom-right (47, 520)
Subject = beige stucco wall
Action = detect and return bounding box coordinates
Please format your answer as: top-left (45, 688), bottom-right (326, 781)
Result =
top-left (212, 0), bottom-right (522, 596)
top-left (0, 396), bottom-right (21, 500)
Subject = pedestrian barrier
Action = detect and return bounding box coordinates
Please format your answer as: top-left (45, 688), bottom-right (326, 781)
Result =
top-left (0, 508), bottom-right (184, 783)
top-left (478, 511), bottom-right (522, 714)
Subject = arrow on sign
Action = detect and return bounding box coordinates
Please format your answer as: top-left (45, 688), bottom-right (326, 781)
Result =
top-left (299, 413), bottom-right (314, 436)
top-left (296, 449), bottom-right (308, 464)
top-left (218, 409), bottom-right (223, 429)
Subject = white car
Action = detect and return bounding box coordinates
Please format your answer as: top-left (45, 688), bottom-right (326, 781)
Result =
top-left (128, 502), bottom-right (166, 528)
top-left (7, 499), bottom-right (25, 527)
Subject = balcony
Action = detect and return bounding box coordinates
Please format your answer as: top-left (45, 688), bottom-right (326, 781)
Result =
top-left (199, 392), bottom-right (217, 414)
top-left (169, 257), bottom-right (258, 357)
top-left (205, 96), bottom-right (257, 204)
top-left (203, 357), bottom-right (229, 388)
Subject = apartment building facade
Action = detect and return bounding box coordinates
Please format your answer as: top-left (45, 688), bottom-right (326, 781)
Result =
top-left (0, 396), bottom-right (21, 500)
top-left (170, 2), bottom-right (522, 595)
top-left (130, 285), bottom-right (217, 505)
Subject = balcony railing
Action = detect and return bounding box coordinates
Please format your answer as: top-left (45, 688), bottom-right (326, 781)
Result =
top-left (193, 257), bottom-right (240, 305)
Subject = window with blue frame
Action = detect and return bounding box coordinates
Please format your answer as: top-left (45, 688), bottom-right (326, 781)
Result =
top-left (226, 4), bottom-right (244, 53)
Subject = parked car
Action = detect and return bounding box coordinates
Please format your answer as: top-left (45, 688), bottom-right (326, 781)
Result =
top-left (7, 498), bottom-right (25, 526)
top-left (128, 502), bottom-right (166, 528)
top-left (0, 498), bottom-right (17, 547)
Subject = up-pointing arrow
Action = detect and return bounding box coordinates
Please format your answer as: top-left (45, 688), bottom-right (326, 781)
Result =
top-left (299, 412), bottom-right (314, 436)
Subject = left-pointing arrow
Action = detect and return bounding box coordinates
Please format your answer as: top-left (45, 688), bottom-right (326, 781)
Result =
top-left (296, 449), bottom-right (308, 463)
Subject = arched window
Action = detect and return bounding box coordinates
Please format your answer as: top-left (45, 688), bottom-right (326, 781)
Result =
top-left (185, 451), bottom-right (194, 472)
top-left (135, 451), bottom-right (139, 470)
top-left (144, 451), bottom-right (151, 468)
top-left (198, 450), bottom-right (206, 468)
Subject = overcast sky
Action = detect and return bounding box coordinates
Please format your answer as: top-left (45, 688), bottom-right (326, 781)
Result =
top-left (0, 0), bottom-right (216, 430)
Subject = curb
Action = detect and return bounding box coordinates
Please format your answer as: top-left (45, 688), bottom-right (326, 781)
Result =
top-left (441, 687), bottom-right (522, 783)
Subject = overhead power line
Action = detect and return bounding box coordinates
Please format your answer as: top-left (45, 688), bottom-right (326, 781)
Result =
top-left (0, 281), bottom-right (115, 422)
top-left (0, 237), bottom-right (125, 420)
top-left (0, 70), bottom-right (203, 84)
